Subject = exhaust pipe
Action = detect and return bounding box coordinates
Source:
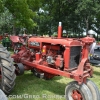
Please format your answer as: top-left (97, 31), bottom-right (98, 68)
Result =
top-left (57, 22), bottom-right (62, 38)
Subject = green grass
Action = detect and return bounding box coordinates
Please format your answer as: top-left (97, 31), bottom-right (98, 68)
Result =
top-left (8, 71), bottom-right (72, 100)
top-left (8, 66), bottom-right (100, 100)
top-left (90, 66), bottom-right (100, 87)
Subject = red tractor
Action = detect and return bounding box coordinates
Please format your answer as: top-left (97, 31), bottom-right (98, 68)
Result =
top-left (10, 35), bottom-right (28, 53)
top-left (10, 22), bottom-right (100, 100)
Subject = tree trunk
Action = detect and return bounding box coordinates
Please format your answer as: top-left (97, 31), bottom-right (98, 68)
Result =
top-left (12, 15), bottom-right (16, 35)
top-left (85, 17), bottom-right (89, 34)
top-left (12, 24), bottom-right (16, 35)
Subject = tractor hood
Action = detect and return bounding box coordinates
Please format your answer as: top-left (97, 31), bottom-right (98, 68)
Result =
top-left (28, 37), bottom-right (82, 47)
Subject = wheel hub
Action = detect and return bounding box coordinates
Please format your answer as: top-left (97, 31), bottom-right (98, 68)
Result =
top-left (72, 90), bottom-right (82, 100)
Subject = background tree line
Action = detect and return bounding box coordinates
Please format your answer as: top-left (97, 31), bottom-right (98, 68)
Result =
top-left (0, 0), bottom-right (100, 37)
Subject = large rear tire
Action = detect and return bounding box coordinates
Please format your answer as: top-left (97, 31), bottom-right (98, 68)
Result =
top-left (0, 44), bottom-right (16, 94)
top-left (65, 81), bottom-right (93, 100)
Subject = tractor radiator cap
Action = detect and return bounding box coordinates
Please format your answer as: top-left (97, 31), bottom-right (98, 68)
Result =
top-left (59, 22), bottom-right (62, 26)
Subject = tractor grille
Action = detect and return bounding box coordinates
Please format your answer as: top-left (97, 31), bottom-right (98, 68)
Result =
top-left (69, 46), bottom-right (81, 69)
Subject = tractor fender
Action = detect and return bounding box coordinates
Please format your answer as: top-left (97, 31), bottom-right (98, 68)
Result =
top-left (10, 36), bottom-right (20, 43)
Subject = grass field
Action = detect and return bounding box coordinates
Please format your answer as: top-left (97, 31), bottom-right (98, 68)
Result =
top-left (8, 65), bottom-right (100, 100)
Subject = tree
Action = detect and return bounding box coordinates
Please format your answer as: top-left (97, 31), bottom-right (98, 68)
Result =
top-left (75, 0), bottom-right (100, 33)
top-left (4, 0), bottom-right (41, 34)
top-left (0, 8), bottom-right (13, 34)
top-left (0, 0), bottom-right (100, 36)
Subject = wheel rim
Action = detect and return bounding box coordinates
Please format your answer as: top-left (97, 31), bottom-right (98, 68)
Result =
top-left (72, 90), bottom-right (82, 100)
top-left (68, 88), bottom-right (84, 100)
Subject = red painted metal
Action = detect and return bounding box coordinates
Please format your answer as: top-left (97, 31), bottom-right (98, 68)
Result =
top-left (10, 35), bottom-right (28, 52)
top-left (55, 55), bottom-right (63, 68)
top-left (11, 22), bottom-right (94, 84)
top-left (36, 53), bottom-right (41, 61)
top-left (0, 35), bottom-right (3, 41)
top-left (72, 90), bottom-right (82, 100)
top-left (28, 38), bottom-right (82, 47)
top-left (10, 36), bottom-right (19, 43)
top-left (42, 45), bottom-right (47, 55)
top-left (64, 47), bottom-right (70, 69)
top-left (58, 22), bottom-right (62, 38)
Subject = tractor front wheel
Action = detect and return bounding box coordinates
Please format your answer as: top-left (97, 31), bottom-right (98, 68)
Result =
top-left (65, 81), bottom-right (93, 100)
top-left (86, 79), bottom-right (100, 100)
top-left (0, 44), bottom-right (16, 94)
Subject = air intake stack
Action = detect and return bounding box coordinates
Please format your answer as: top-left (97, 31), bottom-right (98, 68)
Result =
top-left (57, 22), bottom-right (62, 38)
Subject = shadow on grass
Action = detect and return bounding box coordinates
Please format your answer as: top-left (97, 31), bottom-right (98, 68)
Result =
top-left (11, 71), bottom-right (72, 96)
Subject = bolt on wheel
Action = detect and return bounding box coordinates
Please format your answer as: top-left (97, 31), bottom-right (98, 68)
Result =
top-left (65, 81), bottom-right (93, 100)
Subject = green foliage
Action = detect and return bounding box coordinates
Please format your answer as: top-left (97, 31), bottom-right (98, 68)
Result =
top-left (0, 0), bottom-right (100, 36)
top-left (41, 0), bottom-right (100, 36)
top-left (75, 0), bottom-right (100, 31)
top-left (0, 0), bottom-right (4, 13)
top-left (4, 0), bottom-right (34, 28)
top-left (27, 0), bottom-right (42, 11)
top-left (0, 8), bottom-right (13, 33)
top-left (2, 0), bottom-right (42, 34)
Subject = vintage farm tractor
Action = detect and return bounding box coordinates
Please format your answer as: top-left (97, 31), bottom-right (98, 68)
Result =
top-left (10, 35), bottom-right (28, 53)
top-left (6, 22), bottom-right (99, 100)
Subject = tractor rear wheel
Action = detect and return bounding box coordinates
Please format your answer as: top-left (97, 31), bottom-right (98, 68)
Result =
top-left (65, 81), bottom-right (93, 100)
top-left (86, 79), bottom-right (100, 100)
top-left (0, 44), bottom-right (16, 94)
